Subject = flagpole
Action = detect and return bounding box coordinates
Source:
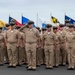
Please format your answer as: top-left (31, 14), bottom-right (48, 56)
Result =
top-left (64, 13), bottom-right (66, 25)
top-left (9, 14), bottom-right (10, 23)
top-left (50, 13), bottom-right (52, 24)
top-left (36, 13), bottom-right (38, 26)
top-left (50, 13), bottom-right (52, 17)
top-left (50, 13), bottom-right (51, 20)
top-left (21, 13), bottom-right (23, 18)
top-left (21, 14), bottom-right (23, 24)
top-left (64, 13), bottom-right (66, 15)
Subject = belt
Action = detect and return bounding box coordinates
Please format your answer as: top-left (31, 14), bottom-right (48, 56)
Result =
top-left (45, 44), bottom-right (53, 46)
top-left (26, 42), bottom-right (36, 44)
top-left (61, 42), bottom-right (65, 44)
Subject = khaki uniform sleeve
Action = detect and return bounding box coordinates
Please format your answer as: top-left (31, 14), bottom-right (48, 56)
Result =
top-left (17, 31), bottom-right (20, 39)
top-left (36, 29), bottom-right (40, 37)
top-left (53, 33), bottom-right (56, 41)
top-left (4, 31), bottom-right (7, 39)
top-left (42, 34), bottom-right (45, 41)
top-left (40, 34), bottom-right (43, 41)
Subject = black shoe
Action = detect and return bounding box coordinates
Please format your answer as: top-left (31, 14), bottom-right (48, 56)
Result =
top-left (12, 66), bottom-right (16, 68)
top-left (37, 65), bottom-right (40, 67)
top-left (59, 64), bottom-right (62, 66)
top-left (45, 67), bottom-right (53, 69)
top-left (26, 66), bottom-right (29, 68)
top-left (17, 64), bottom-right (22, 67)
top-left (5, 62), bottom-right (9, 64)
top-left (54, 66), bottom-right (58, 68)
top-left (71, 68), bottom-right (74, 70)
top-left (49, 67), bottom-right (53, 69)
top-left (67, 68), bottom-right (72, 70)
top-left (62, 64), bottom-right (66, 66)
top-left (27, 67), bottom-right (32, 70)
top-left (32, 69), bottom-right (36, 71)
top-left (22, 63), bottom-right (27, 65)
top-left (59, 64), bottom-right (63, 66)
top-left (45, 67), bottom-right (50, 69)
top-left (7, 65), bottom-right (13, 68)
top-left (0, 64), bottom-right (3, 66)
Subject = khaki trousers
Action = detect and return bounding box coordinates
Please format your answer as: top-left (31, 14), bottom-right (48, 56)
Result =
top-left (7, 43), bottom-right (18, 66)
top-left (0, 43), bottom-right (4, 64)
top-left (54, 44), bottom-right (60, 66)
top-left (4, 48), bottom-right (9, 62)
top-left (44, 45), bottom-right (54, 67)
top-left (60, 43), bottom-right (67, 65)
top-left (36, 47), bottom-right (41, 65)
top-left (67, 43), bottom-right (75, 68)
top-left (18, 47), bottom-right (24, 65)
top-left (26, 43), bottom-right (37, 68)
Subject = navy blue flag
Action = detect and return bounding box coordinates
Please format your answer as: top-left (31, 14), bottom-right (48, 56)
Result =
top-left (42, 23), bottom-right (46, 28)
top-left (22, 16), bottom-right (29, 24)
top-left (65, 15), bottom-right (75, 24)
top-left (22, 16), bottom-right (36, 27)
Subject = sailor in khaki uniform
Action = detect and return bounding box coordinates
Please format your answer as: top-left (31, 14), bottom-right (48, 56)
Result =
top-left (20, 25), bottom-right (29, 64)
top-left (23, 21), bottom-right (40, 70)
top-left (53, 26), bottom-right (60, 67)
top-left (66, 25), bottom-right (75, 70)
top-left (16, 26), bottom-right (25, 66)
top-left (3, 24), bottom-right (10, 64)
top-left (5, 22), bottom-right (20, 68)
top-left (36, 27), bottom-right (41, 66)
top-left (59, 24), bottom-right (67, 66)
top-left (42, 24), bottom-right (56, 69)
top-left (0, 27), bottom-right (5, 66)
top-left (36, 27), bottom-right (44, 66)
top-left (41, 28), bottom-right (47, 65)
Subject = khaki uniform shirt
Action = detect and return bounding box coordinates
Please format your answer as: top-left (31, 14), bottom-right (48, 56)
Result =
top-left (25, 28), bottom-right (40, 43)
top-left (0, 32), bottom-right (4, 47)
top-left (43, 31), bottom-right (56, 45)
top-left (5, 29), bottom-right (20, 43)
top-left (66, 31), bottom-right (75, 43)
top-left (58, 30), bottom-right (66, 43)
top-left (53, 32), bottom-right (60, 44)
top-left (19, 31), bottom-right (25, 47)
top-left (0, 33), bottom-right (4, 42)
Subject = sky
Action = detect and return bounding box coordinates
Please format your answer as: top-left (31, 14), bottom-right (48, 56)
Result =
top-left (0, 0), bottom-right (75, 27)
